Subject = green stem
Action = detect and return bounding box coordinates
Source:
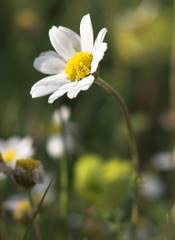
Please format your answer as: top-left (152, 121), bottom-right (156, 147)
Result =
top-left (170, 0), bottom-right (175, 117)
top-left (22, 178), bottom-right (53, 240)
top-left (59, 155), bottom-right (69, 218)
top-left (58, 114), bottom-right (70, 220)
top-left (96, 77), bottom-right (140, 229)
top-left (166, 212), bottom-right (173, 240)
top-left (28, 191), bottom-right (41, 240)
top-left (0, 197), bottom-right (8, 240)
top-left (169, 0), bottom-right (175, 205)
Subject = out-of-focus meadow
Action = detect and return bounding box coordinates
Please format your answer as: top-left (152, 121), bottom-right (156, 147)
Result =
top-left (0, 0), bottom-right (175, 239)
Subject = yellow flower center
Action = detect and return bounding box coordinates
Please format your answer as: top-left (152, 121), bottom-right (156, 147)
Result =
top-left (65, 52), bottom-right (93, 81)
top-left (50, 123), bottom-right (62, 134)
top-left (2, 149), bottom-right (16, 164)
top-left (16, 159), bottom-right (39, 171)
top-left (14, 200), bottom-right (31, 220)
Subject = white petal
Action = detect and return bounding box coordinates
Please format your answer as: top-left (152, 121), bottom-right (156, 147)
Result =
top-left (67, 75), bottom-right (94, 99)
top-left (93, 28), bottom-right (107, 53)
top-left (48, 81), bottom-right (77, 103)
top-left (0, 140), bottom-right (5, 152)
top-left (59, 26), bottom-right (81, 51)
top-left (91, 42), bottom-right (107, 73)
top-left (59, 106), bottom-right (71, 121)
top-left (15, 137), bottom-right (34, 159)
top-left (46, 136), bottom-right (64, 158)
top-left (91, 28), bottom-right (107, 73)
top-left (33, 51), bottom-right (65, 75)
top-left (77, 75), bottom-right (94, 90)
top-left (30, 73), bottom-right (67, 98)
top-left (49, 26), bottom-right (77, 61)
top-left (67, 88), bottom-right (81, 99)
top-left (80, 14), bottom-right (94, 52)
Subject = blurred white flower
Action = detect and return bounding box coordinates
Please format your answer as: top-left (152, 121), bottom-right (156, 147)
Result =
top-left (53, 105), bottom-right (71, 124)
top-left (4, 194), bottom-right (31, 221)
top-left (0, 136), bottom-right (34, 169)
top-left (30, 14), bottom-right (107, 103)
top-left (140, 172), bottom-right (165, 200)
top-left (151, 150), bottom-right (175, 171)
top-left (0, 173), bottom-right (6, 180)
top-left (47, 106), bottom-right (76, 159)
top-left (47, 135), bottom-right (64, 159)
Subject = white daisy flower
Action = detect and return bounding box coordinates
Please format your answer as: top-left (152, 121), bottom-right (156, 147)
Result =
top-left (46, 135), bottom-right (65, 159)
top-left (4, 194), bottom-right (32, 221)
top-left (47, 106), bottom-right (76, 159)
top-left (151, 150), bottom-right (175, 171)
top-left (52, 105), bottom-right (71, 124)
top-left (140, 172), bottom-right (165, 200)
top-left (30, 14), bottom-right (107, 103)
top-left (0, 136), bottom-right (34, 169)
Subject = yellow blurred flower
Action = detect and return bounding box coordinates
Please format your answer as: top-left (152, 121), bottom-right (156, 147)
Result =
top-left (74, 154), bottom-right (132, 207)
top-left (74, 154), bottom-right (103, 201)
top-left (14, 200), bottom-right (31, 221)
top-left (102, 159), bottom-right (132, 183)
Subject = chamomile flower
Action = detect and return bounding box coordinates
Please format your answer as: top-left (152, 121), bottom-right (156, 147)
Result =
top-left (151, 150), bottom-right (175, 171)
top-left (52, 105), bottom-right (71, 125)
top-left (30, 14), bottom-right (107, 103)
top-left (0, 136), bottom-right (34, 170)
top-left (140, 172), bottom-right (164, 200)
top-left (46, 106), bottom-right (76, 159)
top-left (4, 194), bottom-right (32, 221)
top-left (47, 136), bottom-right (65, 159)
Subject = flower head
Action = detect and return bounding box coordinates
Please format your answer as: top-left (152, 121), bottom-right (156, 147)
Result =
top-left (13, 158), bottom-right (44, 189)
top-left (102, 159), bottom-right (132, 183)
top-left (140, 172), bottom-right (165, 200)
top-left (30, 14), bottom-right (107, 103)
top-left (151, 150), bottom-right (175, 171)
top-left (46, 106), bottom-right (76, 159)
top-left (4, 195), bottom-right (32, 222)
top-left (0, 137), bottom-right (34, 171)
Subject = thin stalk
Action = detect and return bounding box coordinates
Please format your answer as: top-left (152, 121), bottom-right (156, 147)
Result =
top-left (170, 0), bottom-right (175, 117)
top-left (22, 177), bottom-right (53, 240)
top-left (28, 191), bottom-right (41, 240)
top-left (96, 77), bottom-right (140, 229)
top-left (169, 0), bottom-right (175, 206)
top-left (166, 212), bottom-right (173, 240)
top-left (58, 113), bottom-right (70, 218)
top-left (0, 197), bottom-right (8, 240)
top-left (59, 154), bottom-right (69, 218)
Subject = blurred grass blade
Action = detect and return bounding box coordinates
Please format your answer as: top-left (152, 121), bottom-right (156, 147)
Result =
top-left (22, 177), bottom-right (54, 240)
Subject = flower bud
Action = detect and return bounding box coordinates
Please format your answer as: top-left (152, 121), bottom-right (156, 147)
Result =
top-left (13, 158), bottom-right (44, 189)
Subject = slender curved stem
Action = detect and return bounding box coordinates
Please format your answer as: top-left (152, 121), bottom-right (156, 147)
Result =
top-left (28, 191), bottom-right (41, 240)
top-left (96, 77), bottom-right (140, 226)
top-left (22, 177), bottom-right (54, 240)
